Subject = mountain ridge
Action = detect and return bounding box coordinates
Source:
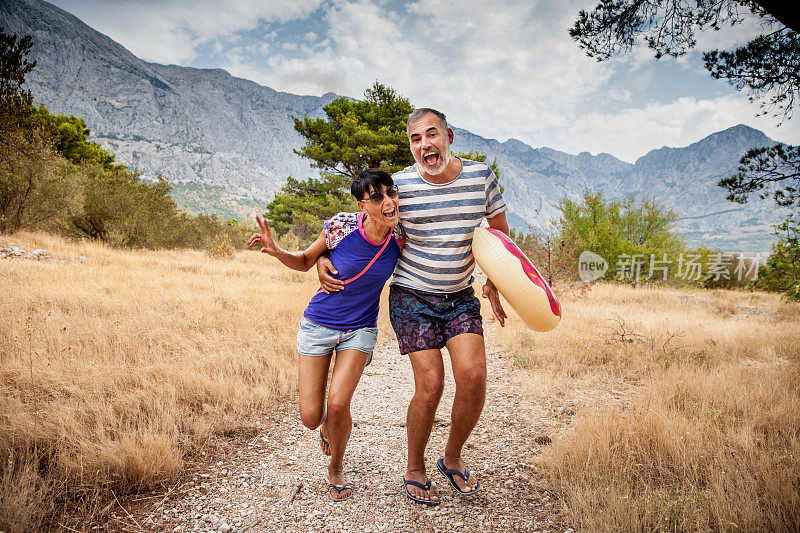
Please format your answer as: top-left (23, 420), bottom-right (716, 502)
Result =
top-left (1, 0), bottom-right (791, 251)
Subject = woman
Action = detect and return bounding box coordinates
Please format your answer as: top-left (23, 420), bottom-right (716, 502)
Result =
top-left (247, 169), bottom-right (402, 501)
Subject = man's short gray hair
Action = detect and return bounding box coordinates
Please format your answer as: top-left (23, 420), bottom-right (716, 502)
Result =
top-left (407, 108), bottom-right (448, 133)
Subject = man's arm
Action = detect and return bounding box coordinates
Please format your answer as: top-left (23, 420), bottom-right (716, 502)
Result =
top-left (316, 253), bottom-right (344, 293)
top-left (486, 211), bottom-right (509, 235)
top-left (481, 212), bottom-right (509, 326)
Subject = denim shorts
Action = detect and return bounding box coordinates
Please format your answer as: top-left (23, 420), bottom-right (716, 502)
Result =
top-left (296, 316), bottom-right (378, 360)
top-left (388, 285), bottom-right (483, 355)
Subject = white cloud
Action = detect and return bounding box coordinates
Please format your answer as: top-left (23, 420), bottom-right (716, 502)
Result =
top-left (53, 0), bottom-right (800, 160)
top-left (693, 9), bottom-right (769, 51)
top-left (541, 94), bottom-right (800, 162)
top-left (608, 88), bottom-right (632, 102)
top-left (51, 0), bottom-right (323, 64)
top-left (215, 0), bottom-right (800, 159)
top-left (228, 0), bottom-right (615, 142)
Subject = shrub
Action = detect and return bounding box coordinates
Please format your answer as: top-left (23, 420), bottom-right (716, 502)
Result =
top-left (207, 231), bottom-right (234, 260)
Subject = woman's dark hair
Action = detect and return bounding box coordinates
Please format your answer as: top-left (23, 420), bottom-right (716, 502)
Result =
top-left (351, 168), bottom-right (394, 200)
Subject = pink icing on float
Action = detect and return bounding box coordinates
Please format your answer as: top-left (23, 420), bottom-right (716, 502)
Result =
top-left (486, 228), bottom-right (561, 317)
top-left (472, 227), bottom-right (561, 332)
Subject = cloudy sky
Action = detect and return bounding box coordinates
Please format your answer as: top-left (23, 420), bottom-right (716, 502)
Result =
top-left (50, 0), bottom-right (800, 163)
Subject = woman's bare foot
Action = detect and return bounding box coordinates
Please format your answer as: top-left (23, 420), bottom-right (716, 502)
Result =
top-left (319, 425), bottom-right (331, 455)
top-left (328, 466), bottom-right (352, 501)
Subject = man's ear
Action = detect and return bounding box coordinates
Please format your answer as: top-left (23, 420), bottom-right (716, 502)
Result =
top-left (447, 128), bottom-right (454, 144)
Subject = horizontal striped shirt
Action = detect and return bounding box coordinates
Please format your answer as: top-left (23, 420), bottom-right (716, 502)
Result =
top-left (391, 159), bottom-right (507, 293)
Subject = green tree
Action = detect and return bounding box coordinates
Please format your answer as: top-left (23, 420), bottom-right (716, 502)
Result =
top-left (65, 165), bottom-right (175, 246)
top-left (264, 176), bottom-right (355, 245)
top-left (0, 126), bottom-right (78, 233)
top-left (293, 82), bottom-right (415, 184)
top-left (267, 82), bottom-right (415, 243)
top-left (557, 191), bottom-right (685, 283)
top-left (0, 28), bottom-right (79, 233)
top-left (0, 28), bottom-right (253, 249)
top-left (570, 1), bottom-right (799, 120)
top-left (719, 143), bottom-right (800, 209)
top-left (34, 105), bottom-right (122, 171)
top-left (0, 26), bottom-right (35, 104)
top-left (751, 214), bottom-right (800, 300)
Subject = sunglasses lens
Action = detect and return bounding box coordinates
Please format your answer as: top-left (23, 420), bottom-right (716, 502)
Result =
top-left (366, 186), bottom-right (398, 204)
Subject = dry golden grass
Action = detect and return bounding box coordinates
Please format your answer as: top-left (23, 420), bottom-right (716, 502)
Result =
top-left (5, 230), bottom-right (798, 532)
top-left (0, 231), bottom-right (327, 531)
top-left (497, 282), bottom-right (800, 532)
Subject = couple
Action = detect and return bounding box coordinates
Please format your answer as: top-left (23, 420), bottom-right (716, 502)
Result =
top-left (248, 108), bottom-right (509, 504)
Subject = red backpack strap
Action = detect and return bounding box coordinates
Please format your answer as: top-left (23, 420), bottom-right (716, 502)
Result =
top-left (312, 232), bottom-right (393, 296)
top-left (342, 233), bottom-right (392, 285)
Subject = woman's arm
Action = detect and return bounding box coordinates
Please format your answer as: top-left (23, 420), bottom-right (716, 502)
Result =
top-left (247, 215), bottom-right (328, 272)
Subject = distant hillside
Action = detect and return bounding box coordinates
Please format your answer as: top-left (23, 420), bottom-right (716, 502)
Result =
top-left (1, 0), bottom-right (791, 250)
top-left (451, 124), bottom-right (788, 251)
top-left (1, 0), bottom-right (336, 200)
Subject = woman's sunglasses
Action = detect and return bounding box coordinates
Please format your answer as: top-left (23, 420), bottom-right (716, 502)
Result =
top-left (362, 185), bottom-right (399, 205)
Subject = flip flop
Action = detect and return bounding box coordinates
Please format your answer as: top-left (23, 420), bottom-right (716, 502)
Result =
top-left (402, 477), bottom-right (440, 506)
top-left (436, 458), bottom-right (481, 497)
top-left (319, 428), bottom-right (331, 456)
top-left (329, 483), bottom-right (351, 501)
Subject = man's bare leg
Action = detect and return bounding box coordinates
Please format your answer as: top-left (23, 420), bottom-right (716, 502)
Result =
top-left (441, 332), bottom-right (486, 493)
top-left (404, 348), bottom-right (445, 502)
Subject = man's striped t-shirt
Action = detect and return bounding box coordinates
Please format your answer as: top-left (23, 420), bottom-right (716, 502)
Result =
top-left (391, 159), bottom-right (507, 293)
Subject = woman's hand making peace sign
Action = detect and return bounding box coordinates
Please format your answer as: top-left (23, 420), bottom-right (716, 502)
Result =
top-left (246, 215), bottom-right (279, 255)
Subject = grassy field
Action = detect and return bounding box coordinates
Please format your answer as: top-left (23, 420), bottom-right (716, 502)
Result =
top-left (3, 231), bottom-right (799, 532)
top-left (0, 231), bottom-right (328, 531)
top-left (497, 283), bottom-right (800, 532)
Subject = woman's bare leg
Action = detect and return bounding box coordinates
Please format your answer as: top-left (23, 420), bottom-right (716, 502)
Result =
top-left (324, 348), bottom-right (370, 500)
top-left (297, 353), bottom-right (332, 433)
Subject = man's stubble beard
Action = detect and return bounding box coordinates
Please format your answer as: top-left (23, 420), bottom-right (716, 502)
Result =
top-left (422, 142), bottom-right (451, 176)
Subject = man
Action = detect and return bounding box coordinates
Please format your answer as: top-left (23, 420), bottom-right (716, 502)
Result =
top-left (318, 108), bottom-right (509, 505)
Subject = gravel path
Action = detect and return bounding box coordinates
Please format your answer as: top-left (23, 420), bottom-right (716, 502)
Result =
top-left (127, 323), bottom-right (571, 532)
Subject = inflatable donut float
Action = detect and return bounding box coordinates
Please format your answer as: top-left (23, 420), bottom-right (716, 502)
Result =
top-left (472, 227), bottom-right (561, 332)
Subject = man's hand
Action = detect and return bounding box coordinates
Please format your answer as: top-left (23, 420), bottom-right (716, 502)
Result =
top-left (317, 255), bottom-right (344, 293)
top-left (246, 215), bottom-right (278, 255)
top-left (481, 278), bottom-right (507, 327)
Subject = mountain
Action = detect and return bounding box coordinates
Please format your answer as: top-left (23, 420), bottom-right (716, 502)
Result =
top-left (451, 124), bottom-right (787, 251)
top-left (1, 0), bottom-right (336, 202)
top-left (1, 0), bottom-right (790, 251)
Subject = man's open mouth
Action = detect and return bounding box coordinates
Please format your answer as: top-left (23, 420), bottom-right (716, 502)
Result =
top-left (423, 152), bottom-right (439, 166)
